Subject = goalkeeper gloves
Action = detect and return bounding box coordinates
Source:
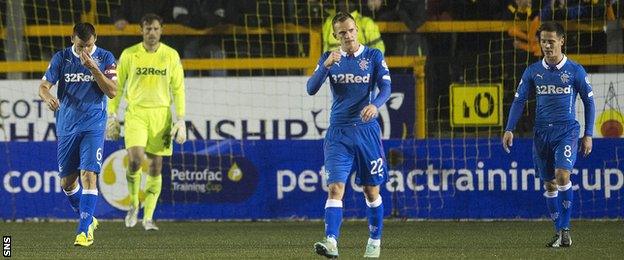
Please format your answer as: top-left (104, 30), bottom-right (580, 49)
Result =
top-left (170, 118), bottom-right (187, 144)
top-left (106, 113), bottom-right (121, 140)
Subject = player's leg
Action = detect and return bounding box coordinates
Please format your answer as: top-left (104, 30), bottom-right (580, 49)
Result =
top-left (60, 174), bottom-right (81, 212)
top-left (553, 122), bottom-right (580, 247)
top-left (57, 134), bottom-right (82, 213)
top-left (124, 106), bottom-right (149, 227)
top-left (141, 107), bottom-right (173, 231)
top-left (362, 185), bottom-right (383, 258)
top-left (74, 170), bottom-right (98, 247)
top-left (74, 130), bottom-right (104, 246)
top-left (142, 153), bottom-right (163, 231)
top-left (125, 146), bottom-right (145, 227)
top-left (534, 129), bottom-right (561, 247)
top-left (314, 126), bottom-right (353, 258)
top-left (354, 122), bottom-right (386, 258)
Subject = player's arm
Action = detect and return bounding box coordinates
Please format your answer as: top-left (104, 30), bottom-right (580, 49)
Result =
top-left (307, 52), bottom-right (334, 96)
top-left (169, 51), bottom-right (187, 144)
top-left (39, 80), bottom-right (60, 111)
top-left (362, 50), bottom-right (391, 122)
top-left (39, 53), bottom-right (62, 111)
top-left (108, 51), bottom-right (128, 117)
top-left (503, 68), bottom-right (532, 153)
top-left (80, 50), bottom-right (117, 98)
top-left (577, 66), bottom-right (595, 156)
top-left (106, 51), bottom-right (128, 140)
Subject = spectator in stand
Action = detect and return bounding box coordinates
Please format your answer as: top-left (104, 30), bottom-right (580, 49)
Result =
top-left (173, 0), bottom-right (227, 77)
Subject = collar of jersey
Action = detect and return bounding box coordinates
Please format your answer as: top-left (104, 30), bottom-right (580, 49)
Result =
top-left (71, 45), bottom-right (97, 58)
top-left (541, 55), bottom-right (567, 70)
top-left (340, 44), bottom-right (364, 57)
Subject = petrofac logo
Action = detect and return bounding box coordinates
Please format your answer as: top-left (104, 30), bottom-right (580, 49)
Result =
top-left (99, 149), bottom-right (147, 211)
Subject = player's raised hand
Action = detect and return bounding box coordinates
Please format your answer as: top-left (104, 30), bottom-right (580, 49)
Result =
top-left (502, 131), bottom-right (514, 153)
top-left (44, 96), bottom-right (60, 112)
top-left (360, 104), bottom-right (378, 122)
top-left (106, 113), bottom-right (121, 140)
top-left (80, 50), bottom-right (98, 70)
top-left (323, 51), bottom-right (341, 68)
top-left (170, 119), bottom-right (187, 144)
top-left (581, 135), bottom-right (592, 157)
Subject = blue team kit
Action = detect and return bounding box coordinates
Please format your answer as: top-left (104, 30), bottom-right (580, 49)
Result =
top-left (506, 55), bottom-right (595, 179)
top-left (307, 45), bottom-right (392, 186)
top-left (43, 46), bottom-right (116, 176)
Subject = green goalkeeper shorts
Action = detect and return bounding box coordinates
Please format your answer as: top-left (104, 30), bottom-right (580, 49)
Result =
top-left (124, 106), bottom-right (173, 156)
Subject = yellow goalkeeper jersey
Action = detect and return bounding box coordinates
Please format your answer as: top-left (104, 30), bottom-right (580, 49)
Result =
top-left (109, 42), bottom-right (185, 118)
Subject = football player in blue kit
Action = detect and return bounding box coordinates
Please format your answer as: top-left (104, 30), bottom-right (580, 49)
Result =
top-left (503, 21), bottom-right (595, 248)
top-left (307, 12), bottom-right (391, 258)
top-left (38, 22), bottom-right (117, 247)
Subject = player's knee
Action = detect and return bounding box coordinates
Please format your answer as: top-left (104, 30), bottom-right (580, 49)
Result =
top-left (327, 183), bottom-right (345, 200)
top-left (555, 169), bottom-right (571, 185)
top-left (544, 181), bottom-right (558, 192)
top-left (60, 179), bottom-right (78, 191)
top-left (128, 158), bottom-right (142, 172)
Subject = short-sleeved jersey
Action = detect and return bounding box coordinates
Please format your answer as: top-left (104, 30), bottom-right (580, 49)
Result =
top-left (43, 46), bottom-right (117, 136)
top-left (505, 55), bottom-right (595, 136)
top-left (307, 45), bottom-right (391, 126)
top-left (108, 43), bottom-right (186, 118)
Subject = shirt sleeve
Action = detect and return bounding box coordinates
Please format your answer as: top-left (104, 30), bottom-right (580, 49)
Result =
top-left (306, 52), bottom-right (331, 96)
top-left (103, 52), bottom-right (117, 81)
top-left (42, 52), bottom-right (62, 84)
top-left (576, 65), bottom-right (595, 136)
top-left (371, 50), bottom-right (391, 108)
top-left (170, 50), bottom-right (186, 118)
top-left (107, 50), bottom-right (127, 115)
top-left (505, 68), bottom-right (533, 131)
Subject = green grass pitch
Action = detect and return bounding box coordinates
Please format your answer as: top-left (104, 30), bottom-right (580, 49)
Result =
top-left (1, 220), bottom-right (622, 259)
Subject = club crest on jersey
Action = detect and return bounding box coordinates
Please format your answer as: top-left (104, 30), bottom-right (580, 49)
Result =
top-left (358, 58), bottom-right (369, 71)
top-left (560, 71), bottom-right (571, 83)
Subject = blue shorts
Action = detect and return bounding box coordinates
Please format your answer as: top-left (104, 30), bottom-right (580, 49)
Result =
top-left (533, 121), bottom-right (580, 181)
top-left (324, 122), bottom-right (387, 186)
top-left (57, 130), bottom-right (105, 177)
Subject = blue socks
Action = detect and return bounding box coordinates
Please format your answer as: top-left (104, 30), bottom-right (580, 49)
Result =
top-left (63, 184), bottom-right (82, 213)
top-left (366, 196), bottom-right (383, 245)
top-left (544, 190), bottom-right (560, 231)
top-left (544, 181), bottom-right (574, 232)
top-left (324, 199), bottom-right (343, 242)
top-left (558, 182), bottom-right (573, 230)
top-left (77, 189), bottom-right (98, 234)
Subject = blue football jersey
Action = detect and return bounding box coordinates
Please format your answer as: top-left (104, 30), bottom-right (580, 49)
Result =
top-left (506, 55), bottom-right (595, 136)
top-left (307, 45), bottom-right (391, 126)
top-left (43, 46), bottom-right (117, 136)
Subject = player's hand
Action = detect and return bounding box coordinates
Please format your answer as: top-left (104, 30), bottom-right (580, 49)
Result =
top-left (106, 113), bottom-right (121, 140)
top-left (360, 104), bottom-right (378, 122)
top-left (114, 19), bottom-right (128, 30)
top-left (502, 131), bottom-right (514, 153)
top-left (80, 50), bottom-right (98, 70)
top-left (581, 135), bottom-right (592, 157)
top-left (170, 119), bottom-right (187, 144)
top-left (323, 51), bottom-right (341, 68)
top-left (43, 96), bottom-right (60, 112)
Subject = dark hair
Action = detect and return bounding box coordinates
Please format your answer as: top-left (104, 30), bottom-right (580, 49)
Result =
top-left (73, 22), bottom-right (96, 42)
top-left (140, 13), bottom-right (163, 27)
top-left (536, 21), bottom-right (565, 40)
top-left (332, 11), bottom-right (355, 26)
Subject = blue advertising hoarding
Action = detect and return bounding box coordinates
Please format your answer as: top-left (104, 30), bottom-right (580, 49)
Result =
top-left (1, 139), bottom-right (622, 220)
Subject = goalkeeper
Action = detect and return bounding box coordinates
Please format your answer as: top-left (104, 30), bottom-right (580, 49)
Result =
top-left (107, 13), bottom-right (186, 231)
